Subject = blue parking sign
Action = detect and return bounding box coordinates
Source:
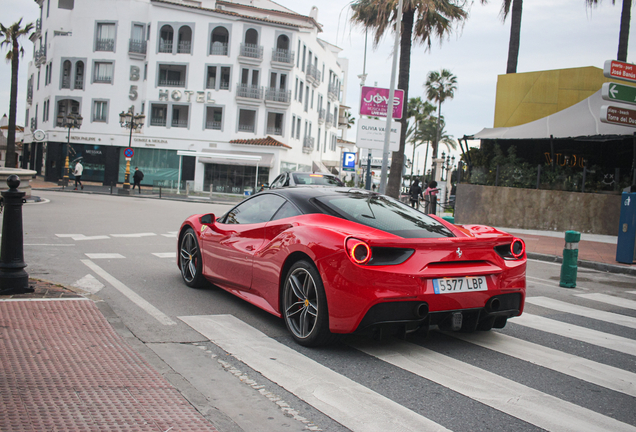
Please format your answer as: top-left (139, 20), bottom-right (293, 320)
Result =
top-left (342, 152), bottom-right (356, 171)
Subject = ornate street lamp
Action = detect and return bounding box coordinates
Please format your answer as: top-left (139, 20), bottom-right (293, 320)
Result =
top-left (58, 112), bottom-right (83, 187)
top-left (118, 106), bottom-right (145, 194)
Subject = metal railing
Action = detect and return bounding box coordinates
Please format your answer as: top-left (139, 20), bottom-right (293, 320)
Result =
top-left (159, 40), bottom-right (173, 53)
top-left (171, 118), bottom-right (188, 128)
top-left (264, 88), bottom-right (291, 103)
top-left (271, 48), bottom-right (294, 64)
top-left (177, 40), bottom-right (192, 54)
top-left (74, 78), bottom-right (84, 90)
top-left (326, 113), bottom-right (334, 126)
top-left (206, 121), bottom-right (222, 130)
top-left (94, 75), bottom-right (112, 84)
top-left (236, 84), bottom-right (263, 99)
top-left (240, 43), bottom-right (263, 59)
top-left (210, 42), bottom-right (228, 55)
top-left (238, 124), bottom-right (255, 133)
top-left (158, 78), bottom-right (185, 87)
top-left (307, 64), bottom-right (321, 82)
top-left (129, 39), bottom-right (147, 54)
top-left (150, 117), bottom-right (167, 127)
top-left (303, 136), bottom-right (315, 153)
top-left (318, 108), bottom-right (325, 123)
top-left (266, 126), bottom-right (282, 135)
top-left (62, 77), bottom-right (71, 89)
top-left (328, 83), bottom-right (340, 100)
top-left (95, 38), bottom-right (115, 51)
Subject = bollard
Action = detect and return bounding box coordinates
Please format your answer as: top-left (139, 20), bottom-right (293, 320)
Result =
top-left (559, 230), bottom-right (581, 288)
top-left (0, 175), bottom-right (33, 294)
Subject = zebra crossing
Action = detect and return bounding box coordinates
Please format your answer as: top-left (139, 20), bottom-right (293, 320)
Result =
top-left (181, 291), bottom-right (636, 432)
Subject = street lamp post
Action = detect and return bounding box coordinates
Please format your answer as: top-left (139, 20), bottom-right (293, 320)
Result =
top-left (58, 113), bottom-right (83, 187)
top-left (118, 106), bottom-right (145, 195)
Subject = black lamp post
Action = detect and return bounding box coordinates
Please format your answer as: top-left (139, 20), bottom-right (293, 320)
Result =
top-left (58, 113), bottom-right (83, 187)
top-left (118, 106), bottom-right (145, 194)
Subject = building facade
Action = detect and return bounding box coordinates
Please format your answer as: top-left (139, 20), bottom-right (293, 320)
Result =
top-left (23, 0), bottom-right (350, 194)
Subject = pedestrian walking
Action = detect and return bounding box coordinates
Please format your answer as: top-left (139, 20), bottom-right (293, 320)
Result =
top-left (73, 160), bottom-right (83, 190)
top-left (132, 167), bottom-right (144, 193)
top-left (424, 180), bottom-right (439, 215)
top-left (409, 179), bottom-right (423, 209)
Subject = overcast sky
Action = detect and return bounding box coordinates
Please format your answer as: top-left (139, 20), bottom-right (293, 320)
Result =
top-left (1, 0), bottom-right (633, 166)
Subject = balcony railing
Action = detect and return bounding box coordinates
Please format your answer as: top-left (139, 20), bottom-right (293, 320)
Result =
top-left (219, 80), bottom-right (230, 90)
top-left (94, 75), bottom-right (113, 84)
top-left (35, 47), bottom-right (46, 66)
top-left (264, 88), bottom-right (291, 103)
top-left (271, 48), bottom-right (294, 64)
top-left (27, 88), bottom-right (33, 104)
top-left (150, 117), bottom-right (167, 127)
top-left (74, 78), bottom-right (84, 90)
top-left (210, 42), bottom-right (228, 55)
top-left (35, 19), bottom-right (42, 32)
top-left (158, 78), bottom-right (185, 87)
top-left (318, 108), bottom-right (325, 124)
top-left (239, 43), bottom-right (263, 60)
top-left (302, 136), bottom-right (315, 153)
top-left (171, 118), bottom-right (188, 128)
top-left (236, 84), bottom-right (263, 99)
top-left (62, 77), bottom-right (71, 89)
top-left (266, 126), bottom-right (282, 136)
top-left (129, 39), bottom-right (147, 54)
top-left (326, 113), bottom-right (334, 126)
top-left (159, 40), bottom-right (173, 53)
top-left (328, 83), bottom-right (340, 100)
top-left (238, 124), bottom-right (255, 133)
top-left (307, 64), bottom-right (321, 82)
top-left (177, 40), bottom-right (192, 54)
top-left (206, 121), bottom-right (222, 130)
top-left (95, 38), bottom-right (115, 51)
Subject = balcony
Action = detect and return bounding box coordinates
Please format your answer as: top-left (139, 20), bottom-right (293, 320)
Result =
top-left (267, 126), bottom-right (282, 136)
top-left (238, 123), bottom-right (255, 133)
top-left (171, 118), bottom-right (188, 128)
top-left (326, 113), bottom-right (334, 127)
top-left (264, 88), bottom-right (291, 104)
top-left (95, 38), bottom-right (115, 52)
top-left (62, 77), bottom-right (71, 89)
top-left (159, 40), bottom-right (173, 53)
top-left (177, 40), bottom-right (192, 54)
top-left (236, 84), bottom-right (263, 100)
top-left (34, 47), bottom-right (46, 67)
top-left (27, 88), bottom-right (33, 104)
top-left (158, 78), bottom-right (185, 87)
top-left (94, 75), bottom-right (113, 84)
top-left (150, 117), bottom-right (167, 127)
top-left (328, 83), bottom-right (340, 101)
top-left (74, 78), bottom-right (84, 90)
top-left (271, 48), bottom-right (294, 70)
top-left (129, 39), bottom-right (147, 55)
top-left (318, 108), bottom-right (325, 124)
top-left (302, 136), bottom-right (315, 153)
top-left (238, 43), bottom-right (263, 65)
top-left (307, 64), bottom-right (321, 87)
top-left (210, 42), bottom-right (228, 56)
top-left (206, 121), bottom-right (222, 130)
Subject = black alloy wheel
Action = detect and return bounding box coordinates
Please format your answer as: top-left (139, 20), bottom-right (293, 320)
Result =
top-left (179, 228), bottom-right (207, 288)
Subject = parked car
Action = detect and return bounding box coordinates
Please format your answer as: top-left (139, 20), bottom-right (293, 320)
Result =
top-left (177, 187), bottom-right (527, 346)
top-left (268, 171), bottom-right (344, 189)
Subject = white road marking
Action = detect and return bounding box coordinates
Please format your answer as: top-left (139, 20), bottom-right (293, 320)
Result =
top-left (179, 314), bottom-right (450, 432)
top-left (56, 234), bottom-right (110, 241)
top-left (513, 313), bottom-right (636, 356)
top-left (85, 253), bottom-right (125, 259)
top-left (110, 233), bottom-right (157, 238)
top-left (527, 276), bottom-right (591, 291)
top-left (24, 244), bottom-right (75, 246)
top-left (526, 296), bottom-right (636, 329)
top-left (153, 252), bottom-right (176, 258)
top-left (71, 274), bottom-right (105, 294)
top-left (162, 232), bottom-right (178, 238)
top-left (353, 339), bottom-right (636, 432)
top-left (628, 291), bottom-right (636, 295)
top-left (81, 259), bottom-right (176, 326)
top-left (576, 293), bottom-right (636, 311)
top-left (450, 331), bottom-right (636, 398)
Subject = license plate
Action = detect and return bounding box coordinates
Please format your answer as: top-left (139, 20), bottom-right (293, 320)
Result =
top-left (433, 276), bottom-right (488, 294)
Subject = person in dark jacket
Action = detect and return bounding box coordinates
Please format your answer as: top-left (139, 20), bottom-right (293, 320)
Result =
top-left (132, 167), bottom-right (144, 193)
top-left (409, 179), bottom-right (423, 209)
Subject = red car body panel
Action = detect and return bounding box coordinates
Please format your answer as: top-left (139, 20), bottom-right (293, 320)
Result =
top-left (178, 209), bottom-right (526, 334)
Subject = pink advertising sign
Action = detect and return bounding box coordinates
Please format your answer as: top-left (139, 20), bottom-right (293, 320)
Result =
top-left (359, 86), bottom-right (405, 119)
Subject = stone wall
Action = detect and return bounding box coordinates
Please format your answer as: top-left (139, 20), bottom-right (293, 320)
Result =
top-left (455, 184), bottom-right (621, 235)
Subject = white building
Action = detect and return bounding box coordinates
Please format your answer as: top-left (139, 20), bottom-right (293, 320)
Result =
top-left (23, 0), bottom-right (350, 194)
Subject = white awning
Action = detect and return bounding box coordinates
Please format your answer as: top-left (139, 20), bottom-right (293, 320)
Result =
top-left (190, 150), bottom-right (275, 168)
top-left (472, 89), bottom-right (636, 140)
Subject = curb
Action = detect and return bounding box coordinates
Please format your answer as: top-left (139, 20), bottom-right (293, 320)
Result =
top-left (527, 252), bottom-right (636, 277)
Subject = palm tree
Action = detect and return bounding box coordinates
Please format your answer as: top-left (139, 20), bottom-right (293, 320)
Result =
top-left (586, 0), bottom-right (631, 62)
top-left (350, 0), bottom-right (468, 198)
top-left (0, 19), bottom-right (34, 168)
top-left (501, 0), bottom-right (523, 74)
top-left (425, 68), bottom-right (457, 177)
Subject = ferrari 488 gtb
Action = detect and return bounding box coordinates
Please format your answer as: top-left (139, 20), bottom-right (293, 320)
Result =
top-left (178, 187), bottom-right (526, 346)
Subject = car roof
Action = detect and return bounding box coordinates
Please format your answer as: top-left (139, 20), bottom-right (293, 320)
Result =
top-left (260, 187), bottom-right (377, 214)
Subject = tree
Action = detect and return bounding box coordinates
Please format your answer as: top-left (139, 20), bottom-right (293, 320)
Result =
top-left (405, 97), bottom-right (435, 178)
top-left (350, 0), bottom-right (468, 198)
top-left (501, 0), bottom-right (523, 74)
top-left (425, 68), bottom-right (457, 177)
top-left (586, 0), bottom-right (632, 62)
top-left (0, 19), bottom-right (34, 168)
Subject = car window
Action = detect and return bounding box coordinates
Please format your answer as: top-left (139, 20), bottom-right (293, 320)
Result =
top-left (292, 173), bottom-right (344, 186)
top-left (269, 174), bottom-right (284, 189)
top-left (271, 201), bottom-right (301, 221)
top-left (313, 194), bottom-right (454, 238)
top-left (224, 194), bottom-right (286, 224)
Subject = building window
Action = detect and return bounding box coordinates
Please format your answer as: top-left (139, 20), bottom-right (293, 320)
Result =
top-left (150, 103), bottom-right (167, 127)
top-left (177, 25), bottom-right (192, 54)
top-left (317, 127), bottom-right (321, 152)
top-left (206, 66), bottom-right (231, 90)
top-left (298, 81), bottom-right (303, 103)
top-left (95, 23), bottom-right (116, 52)
top-left (159, 25), bottom-right (174, 53)
top-left (93, 100), bottom-right (108, 122)
top-left (238, 108), bottom-right (256, 133)
top-left (171, 105), bottom-right (189, 128)
top-left (302, 45), bottom-right (306, 72)
top-left (291, 114), bottom-right (296, 138)
top-left (237, 68), bottom-right (261, 99)
top-left (240, 28), bottom-right (262, 59)
top-left (93, 61), bottom-right (113, 83)
top-left (304, 85), bottom-right (309, 112)
top-left (74, 61), bottom-right (84, 89)
top-left (266, 112), bottom-right (283, 136)
top-left (130, 23), bottom-right (147, 54)
top-left (205, 106), bottom-right (223, 130)
top-left (62, 60), bottom-right (72, 88)
top-left (296, 117), bottom-right (301, 139)
top-left (158, 64), bottom-right (186, 87)
top-left (210, 26), bottom-right (229, 55)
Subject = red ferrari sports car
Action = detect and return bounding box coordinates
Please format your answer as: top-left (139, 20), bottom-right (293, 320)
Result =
top-left (178, 187), bottom-right (526, 346)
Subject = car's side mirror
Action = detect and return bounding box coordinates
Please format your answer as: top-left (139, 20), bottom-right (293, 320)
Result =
top-left (200, 213), bottom-right (215, 225)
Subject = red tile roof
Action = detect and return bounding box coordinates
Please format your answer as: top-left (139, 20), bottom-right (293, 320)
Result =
top-left (230, 136), bottom-right (292, 149)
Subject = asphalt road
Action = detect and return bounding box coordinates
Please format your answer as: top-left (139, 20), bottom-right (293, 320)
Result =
top-left (15, 191), bottom-right (636, 432)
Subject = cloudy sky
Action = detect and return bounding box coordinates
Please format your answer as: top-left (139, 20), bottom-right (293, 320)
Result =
top-left (1, 0), bottom-right (633, 166)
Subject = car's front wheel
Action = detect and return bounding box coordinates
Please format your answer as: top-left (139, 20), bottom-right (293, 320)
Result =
top-left (179, 228), bottom-right (207, 288)
top-left (282, 260), bottom-right (334, 347)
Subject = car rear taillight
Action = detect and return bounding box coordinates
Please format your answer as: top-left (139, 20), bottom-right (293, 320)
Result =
top-left (346, 238), bottom-right (372, 264)
top-left (510, 238), bottom-right (525, 258)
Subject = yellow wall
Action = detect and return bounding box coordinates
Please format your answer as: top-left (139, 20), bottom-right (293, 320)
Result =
top-left (493, 66), bottom-right (621, 128)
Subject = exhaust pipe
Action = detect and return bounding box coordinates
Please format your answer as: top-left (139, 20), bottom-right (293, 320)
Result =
top-left (488, 298), bottom-right (501, 312)
top-left (414, 302), bottom-right (429, 319)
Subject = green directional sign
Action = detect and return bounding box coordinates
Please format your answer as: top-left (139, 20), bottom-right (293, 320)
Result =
top-left (602, 82), bottom-right (636, 106)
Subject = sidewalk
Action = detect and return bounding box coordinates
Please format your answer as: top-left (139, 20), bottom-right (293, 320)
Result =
top-left (0, 280), bottom-right (219, 432)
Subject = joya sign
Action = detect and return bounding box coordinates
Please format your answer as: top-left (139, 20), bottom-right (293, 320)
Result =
top-left (360, 86), bottom-right (404, 119)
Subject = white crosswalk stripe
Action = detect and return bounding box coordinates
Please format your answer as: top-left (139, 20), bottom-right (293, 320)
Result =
top-left (576, 293), bottom-right (636, 311)
top-left (526, 296), bottom-right (636, 329)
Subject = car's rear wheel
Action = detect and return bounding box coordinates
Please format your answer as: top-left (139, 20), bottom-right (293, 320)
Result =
top-left (282, 260), bottom-right (333, 347)
top-left (179, 228), bottom-right (207, 288)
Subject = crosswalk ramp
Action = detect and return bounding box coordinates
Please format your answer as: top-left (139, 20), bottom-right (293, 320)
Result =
top-left (179, 292), bottom-right (636, 432)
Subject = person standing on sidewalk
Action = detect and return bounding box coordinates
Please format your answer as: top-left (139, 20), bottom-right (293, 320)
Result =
top-left (73, 161), bottom-right (84, 190)
top-left (132, 167), bottom-right (144, 193)
top-left (409, 179), bottom-right (423, 209)
top-left (424, 180), bottom-right (439, 214)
